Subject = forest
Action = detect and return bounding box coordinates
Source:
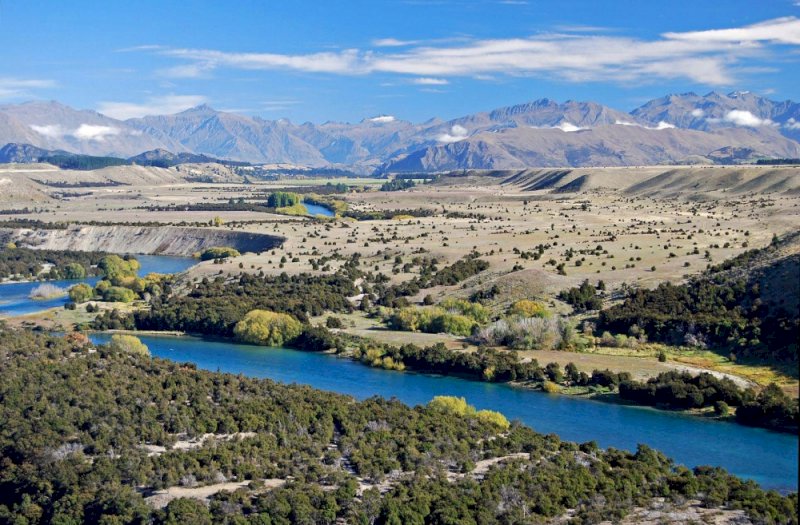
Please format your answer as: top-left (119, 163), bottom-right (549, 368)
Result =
top-left (0, 327), bottom-right (795, 524)
top-left (0, 246), bottom-right (109, 281)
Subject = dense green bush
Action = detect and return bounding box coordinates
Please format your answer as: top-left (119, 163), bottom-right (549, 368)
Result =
top-left (558, 279), bottom-right (603, 312)
top-left (198, 246), bottom-right (241, 261)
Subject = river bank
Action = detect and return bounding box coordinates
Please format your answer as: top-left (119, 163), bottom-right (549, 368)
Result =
top-left (67, 323), bottom-right (795, 435)
top-left (87, 331), bottom-right (799, 492)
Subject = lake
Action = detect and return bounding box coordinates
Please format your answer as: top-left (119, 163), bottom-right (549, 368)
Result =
top-left (90, 332), bottom-right (799, 492)
top-left (0, 255), bottom-right (197, 317)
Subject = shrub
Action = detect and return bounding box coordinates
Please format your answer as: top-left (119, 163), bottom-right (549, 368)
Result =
top-left (476, 316), bottom-right (573, 350)
top-left (558, 280), bottom-right (602, 312)
top-left (99, 255), bottom-right (140, 285)
top-left (199, 247), bottom-right (241, 261)
top-left (109, 334), bottom-right (149, 357)
top-left (542, 381), bottom-right (561, 393)
top-left (28, 283), bottom-right (66, 300)
top-left (439, 298), bottom-right (491, 324)
top-left (508, 300), bottom-right (549, 318)
top-left (428, 396), bottom-right (474, 416)
top-left (325, 316), bottom-right (344, 329)
top-left (234, 309), bottom-right (303, 347)
top-left (475, 409), bottom-right (510, 430)
top-left (63, 262), bottom-right (87, 280)
top-left (429, 312), bottom-right (476, 336)
top-left (102, 286), bottom-right (136, 303)
top-left (387, 306), bottom-right (477, 336)
top-left (68, 283), bottom-right (94, 303)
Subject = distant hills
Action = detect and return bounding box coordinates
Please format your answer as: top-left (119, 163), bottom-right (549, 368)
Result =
top-left (0, 143), bottom-right (245, 170)
top-left (1, 91), bottom-right (798, 173)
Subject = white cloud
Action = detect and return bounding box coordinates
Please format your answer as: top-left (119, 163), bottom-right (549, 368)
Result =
top-left (691, 108), bottom-right (705, 117)
top-left (531, 122), bottom-right (586, 132)
top-left (0, 78), bottom-right (55, 99)
top-left (31, 123), bottom-right (123, 142)
top-left (73, 124), bottom-right (122, 142)
top-left (372, 38), bottom-right (420, 47)
top-left (437, 124), bottom-right (469, 143)
top-left (97, 95), bottom-right (208, 119)
top-left (555, 122), bottom-right (584, 132)
top-left (412, 77), bottom-right (449, 85)
top-left (663, 16), bottom-right (800, 45)
top-left (614, 120), bottom-right (675, 130)
top-left (30, 124), bottom-right (66, 138)
top-left (723, 109), bottom-right (774, 127)
top-left (141, 17), bottom-right (800, 87)
top-left (369, 115), bottom-right (396, 123)
top-left (785, 118), bottom-right (800, 130)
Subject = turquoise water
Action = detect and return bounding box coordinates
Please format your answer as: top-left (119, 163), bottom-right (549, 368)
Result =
top-left (0, 255), bottom-right (196, 317)
top-left (90, 333), bottom-right (799, 492)
top-left (303, 202), bottom-right (335, 217)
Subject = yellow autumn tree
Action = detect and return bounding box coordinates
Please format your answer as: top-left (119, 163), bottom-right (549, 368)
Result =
top-left (233, 310), bottom-right (303, 347)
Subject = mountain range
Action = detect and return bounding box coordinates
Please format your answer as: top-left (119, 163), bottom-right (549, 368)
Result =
top-left (1, 91), bottom-right (798, 173)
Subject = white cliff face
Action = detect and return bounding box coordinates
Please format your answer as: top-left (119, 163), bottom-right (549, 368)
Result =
top-left (0, 225), bottom-right (283, 256)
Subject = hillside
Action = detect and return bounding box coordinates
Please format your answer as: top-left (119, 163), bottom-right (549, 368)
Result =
top-left (434, 165), bottom-right (800, 198)
top-left (600, 234), bottom-right (800, 364)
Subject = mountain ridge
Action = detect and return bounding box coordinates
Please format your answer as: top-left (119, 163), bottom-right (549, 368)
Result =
top-left (0, 91), bottom-right (797, 173)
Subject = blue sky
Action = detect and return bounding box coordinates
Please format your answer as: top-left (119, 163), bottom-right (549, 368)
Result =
top-left (2, 0), bottom-right (799, 123)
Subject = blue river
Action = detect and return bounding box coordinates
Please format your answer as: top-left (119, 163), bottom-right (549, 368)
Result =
top-left (303, 202), bottom-right (335, 217)
top-left (90, 332), bottom-right (799, 492)
top-left (0, 255), bottom-right (197, 317)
